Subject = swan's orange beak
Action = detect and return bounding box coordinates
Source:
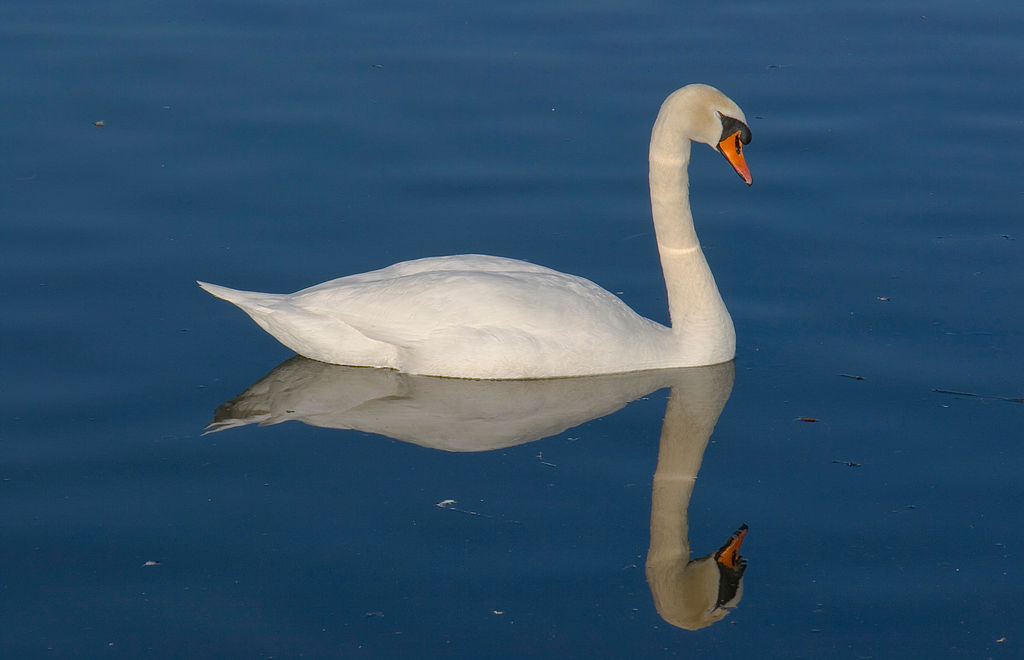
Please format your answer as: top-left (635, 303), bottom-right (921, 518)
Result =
top-left (717, 132), bottom-right (752, 186)
top-left (715, 524), bottom-right (749, 569)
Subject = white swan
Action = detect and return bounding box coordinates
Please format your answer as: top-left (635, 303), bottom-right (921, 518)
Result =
top-left (198, 83), bottom-right (752, 379)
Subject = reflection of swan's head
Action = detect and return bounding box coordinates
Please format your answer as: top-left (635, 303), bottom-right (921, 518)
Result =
top-left (647, 525), bottom-right (748, 631)
top-left (654, 83), bottom-right (752, 185)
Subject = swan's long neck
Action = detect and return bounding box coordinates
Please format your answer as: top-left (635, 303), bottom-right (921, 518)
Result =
top-left (649, 118), bottom-right (735, 364)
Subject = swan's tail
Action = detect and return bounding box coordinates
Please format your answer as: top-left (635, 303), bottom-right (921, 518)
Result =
top-left (197, 280), bottom-right (397, 368)
top-left (196, 281), bottom-right (287, 313)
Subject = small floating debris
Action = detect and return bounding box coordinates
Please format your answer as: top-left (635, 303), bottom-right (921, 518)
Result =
top-left (436, 499), bottom-right (490, 518)
top-left (935, 388), bottom-right (978, 398)
top-left (831, 460), bottom-right (861, 468)
top-left (839, 373), bottom-right (864, 380)
top-left (933, 388), bottom-right (1023, 403)
top-left (142, 560), bottom-right (160, 567)
top-left (796, 417), bottom-right (818, 423)
top-left (93, 120), bottom-right (105, 127)
top-left (434, 498), bottom-right (512, 522)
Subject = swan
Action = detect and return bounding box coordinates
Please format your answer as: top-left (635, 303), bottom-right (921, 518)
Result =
top-left (198, 83), bottom-right (753, 379)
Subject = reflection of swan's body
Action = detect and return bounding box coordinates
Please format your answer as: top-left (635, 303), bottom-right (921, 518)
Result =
top-left (208, 357), bottom-right (747, 628)
top-left (198, 84), bottom-right (752, 378)
top-left (207, 357), bottom-right (682, 451)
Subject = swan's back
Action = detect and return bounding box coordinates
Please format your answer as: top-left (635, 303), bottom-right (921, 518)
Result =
top-left (304, 254), bottom-right (555, 285)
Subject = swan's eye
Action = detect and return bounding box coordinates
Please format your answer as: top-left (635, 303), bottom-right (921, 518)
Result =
top-left (718, 113), bottom-right (752, 145)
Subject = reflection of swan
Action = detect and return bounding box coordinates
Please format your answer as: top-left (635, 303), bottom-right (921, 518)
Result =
top-left (198, 83), bottom-right (752, 378)
top-left (209, 357), bottom-right (747, 629)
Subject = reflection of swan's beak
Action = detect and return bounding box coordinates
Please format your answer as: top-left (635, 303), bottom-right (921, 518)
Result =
top-left (717, 131), bottom-right (752, 185)
top-left (711, 524), bottom-right (748, 615)
top-left (714, 524), bottom-right (748, 570)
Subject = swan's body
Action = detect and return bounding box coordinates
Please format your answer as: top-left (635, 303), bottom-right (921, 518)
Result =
top-left (199, 84), bottom-right (753, 379)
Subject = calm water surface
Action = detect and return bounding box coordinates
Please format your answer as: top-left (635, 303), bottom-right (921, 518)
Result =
top-left (2, 0), bottom-right (1022, 657)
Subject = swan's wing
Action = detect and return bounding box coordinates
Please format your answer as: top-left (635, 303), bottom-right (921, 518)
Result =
top-left (285, 256), bottom-right (672, 376)
top-left (291, 258), bottom-right (660, 347)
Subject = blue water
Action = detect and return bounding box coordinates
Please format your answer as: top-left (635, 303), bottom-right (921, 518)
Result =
top-left (3, 0), bottom-right (1022, 657)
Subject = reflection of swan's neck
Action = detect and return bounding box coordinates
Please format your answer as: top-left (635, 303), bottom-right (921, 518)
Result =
top-left (649, 116), bottom-right (734, 363)
top-left (645, 363), bottom-right (737, 630)
top-left (647, 384), bottom-right (717, 567)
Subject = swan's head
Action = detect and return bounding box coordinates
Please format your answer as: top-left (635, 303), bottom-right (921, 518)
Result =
top-left (646, 524), bottom-right (748, 630)
top-left (654, 83), bottom-right (753, 185)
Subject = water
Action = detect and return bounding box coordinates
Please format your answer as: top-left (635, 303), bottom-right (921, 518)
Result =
top-left (3, 0), bottom-right (1022, 657)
